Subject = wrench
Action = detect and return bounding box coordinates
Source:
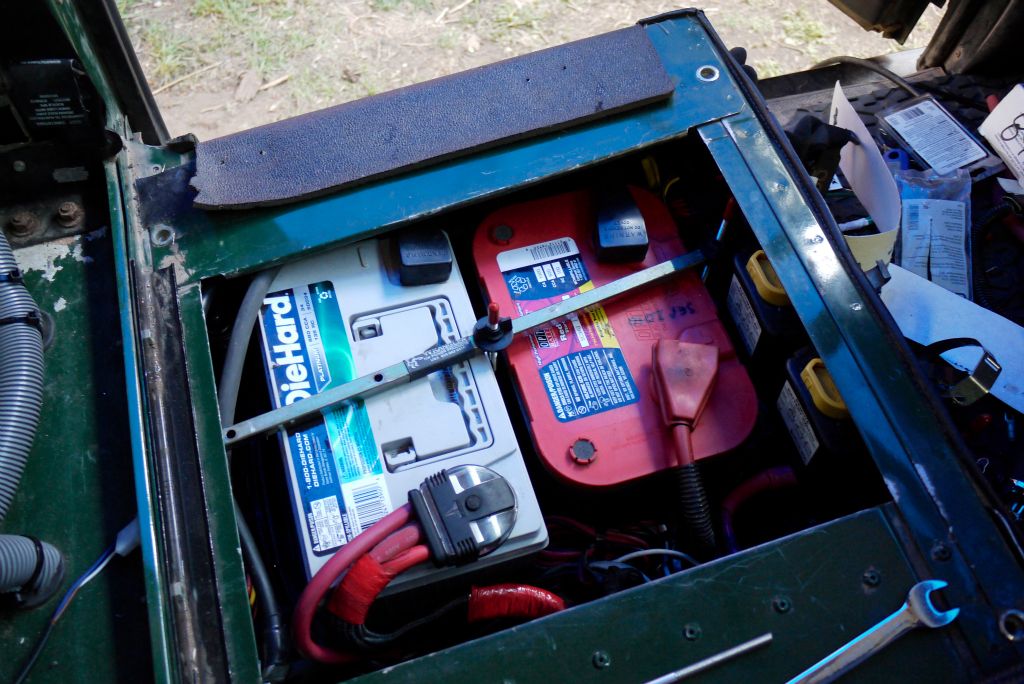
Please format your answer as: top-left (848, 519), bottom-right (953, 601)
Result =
top-left (786, 579), bottom-right (959, 684)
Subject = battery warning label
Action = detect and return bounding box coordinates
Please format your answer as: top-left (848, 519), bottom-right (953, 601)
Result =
top-left (499, 238), bottom-right (640, 422)
top-left (260, 281), bottom-right (392, 558)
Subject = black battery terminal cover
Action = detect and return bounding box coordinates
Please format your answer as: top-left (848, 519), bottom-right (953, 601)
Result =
top-left (409, 464), bottom-right (517, 566)
top-left (396, 229), bottom-right (453, 285)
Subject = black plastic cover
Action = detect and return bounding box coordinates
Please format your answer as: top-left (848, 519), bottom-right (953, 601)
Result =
top-left (397, 229), bottom-right (453, 286)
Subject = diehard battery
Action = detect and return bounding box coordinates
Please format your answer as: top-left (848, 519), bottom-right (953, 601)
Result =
top-left (257, 232), bottom-right (546, 589)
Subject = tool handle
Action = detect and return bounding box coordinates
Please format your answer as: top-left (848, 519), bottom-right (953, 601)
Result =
top-left (786, 606), bottom-right (916, 684)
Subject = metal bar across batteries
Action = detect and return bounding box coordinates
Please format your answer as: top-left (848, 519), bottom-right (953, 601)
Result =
top-left (222, 249), bottom-right (707, 446)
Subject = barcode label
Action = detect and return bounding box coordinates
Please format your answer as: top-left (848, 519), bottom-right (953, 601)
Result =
top-left (497, 237), bottom-right (580, 272)
top-left (897, 106), bottom-right (926, 121)
top-left (907, 203), bottom-right (920, 226)
top-left (527, 239), bottom-right (573, 262)
top-left (344, 476), bottom-right (392, 535)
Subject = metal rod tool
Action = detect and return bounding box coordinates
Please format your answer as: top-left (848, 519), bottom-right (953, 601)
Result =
top-left (644, 632), bottom-right (773, 684)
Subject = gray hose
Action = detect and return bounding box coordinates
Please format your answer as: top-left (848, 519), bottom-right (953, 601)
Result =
top-left (0, 534), bottom-right (62, 602)
top-left (218, 267), bottom-right (287, 679)
top-left (0, 237), bottom-right (45, 520)
top-left (0, 229), bottom-right (61, 607)
top-left (219, 268), bottom-right (279, 426)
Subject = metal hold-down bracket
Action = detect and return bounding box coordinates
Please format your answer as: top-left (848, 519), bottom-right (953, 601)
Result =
top-left (222, 250), bottom-right (707, 446)
top-left (926, 337), bottom-right (1002, 407)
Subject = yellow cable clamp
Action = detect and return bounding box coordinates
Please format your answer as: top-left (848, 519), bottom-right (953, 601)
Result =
top-left (745, 250), bottom-right (790, 307)
top-left (798, 360), bottom-right (847, 419)
top-left (800, 357), bottom-right (849, 420)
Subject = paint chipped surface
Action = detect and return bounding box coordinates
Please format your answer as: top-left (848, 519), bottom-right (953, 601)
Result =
top-left (14, 227), bottom-right (107, 282)
top-left (53, 297), bottom-right (67, 312)
top-left (158, 245), bottom-right (195, 283)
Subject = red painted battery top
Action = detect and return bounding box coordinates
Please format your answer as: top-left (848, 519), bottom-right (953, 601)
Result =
top-left (473, 186), bottom-right (757, 487)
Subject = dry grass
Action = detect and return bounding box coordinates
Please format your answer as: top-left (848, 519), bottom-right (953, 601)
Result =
top-left (115, 0), bottom-right (945, 139)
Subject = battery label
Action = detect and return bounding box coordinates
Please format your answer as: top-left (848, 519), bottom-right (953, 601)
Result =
top-left (500, 238), bottom-right (640, 422)
top-left (882, 99), bottom-right (986, 175)
top-left (777, 381), bottom-right (820, 465)
top-left (726, 276), bottom-right (762, 355)
top-left (260, 281), bottom-right (392, 557)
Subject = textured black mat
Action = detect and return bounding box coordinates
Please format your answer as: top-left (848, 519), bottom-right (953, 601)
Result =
top-left (191, 25), bottom-right (673, 209)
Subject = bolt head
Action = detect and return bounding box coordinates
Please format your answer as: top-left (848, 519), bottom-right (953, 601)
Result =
top-left (591, 651), bottom-right (611, 669)
top-left (56, 201), bottom-right (84, 227)
top-left (772, 596), bottom-right (792, 614)
top-left (862, 569), bottom-right (882, 587)
top-left (683, 623), bottom-right (702, 641)
top-left (931, 542), bottom-right (952, 562)
top-left (8, 211), bottom-right (39, 237)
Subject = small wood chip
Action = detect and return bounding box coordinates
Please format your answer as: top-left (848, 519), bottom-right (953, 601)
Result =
top-left (234, 70), bottom-right (261, 103)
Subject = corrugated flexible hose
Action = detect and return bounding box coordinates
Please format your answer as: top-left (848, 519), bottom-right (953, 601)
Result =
top-left (0, 229), bottom-right (62, 604)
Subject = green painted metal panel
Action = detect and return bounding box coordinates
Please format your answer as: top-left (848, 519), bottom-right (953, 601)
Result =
top-left (351, 509), bottom-right (965, 683)
top-left (0, 229), bottom-right (151, 683)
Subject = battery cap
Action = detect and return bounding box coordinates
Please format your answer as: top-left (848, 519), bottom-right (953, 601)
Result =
top-left (745, 250), bottom-right (790, 307)
top-left (800, 357), bottom-right (849, 419)
top-left (409, 465), bottom-right (517, 567)
top-left (594, 186), bottom-right (649, 262)
top-left (396, 229), bottom-right (453, 285)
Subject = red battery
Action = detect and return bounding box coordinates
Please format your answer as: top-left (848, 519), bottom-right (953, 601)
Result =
top-left (473, 186), bottom-right (757, 487)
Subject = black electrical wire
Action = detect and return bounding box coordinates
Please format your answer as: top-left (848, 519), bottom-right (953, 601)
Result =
top-left (971, 195), bottom-right (1024, 311)
top-left (812, 56), bottom-right (922, 98)
top-left (342, 595), bottom-right (470, 649)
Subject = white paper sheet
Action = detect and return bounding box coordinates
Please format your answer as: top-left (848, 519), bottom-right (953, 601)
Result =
top-left (880, 265), bottom-right (1024, 413)
top-left (900, 199), bottom-right (969, 297)
top-left (980, 84), bottom-right (1024, 189)
top-left (830, 82), bottom-right (902, 271)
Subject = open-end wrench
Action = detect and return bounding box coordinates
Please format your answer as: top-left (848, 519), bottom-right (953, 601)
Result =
top-left (786, 579), bottom-right (959, 684)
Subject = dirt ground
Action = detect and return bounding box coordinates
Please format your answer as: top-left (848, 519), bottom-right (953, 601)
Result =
top-left (115, 0), bottom-right (945, 140)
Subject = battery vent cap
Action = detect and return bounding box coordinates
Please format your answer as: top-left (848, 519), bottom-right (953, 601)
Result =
top-left (410, 465), bottom-right (517, 566)
top-left (396, 229), bottom-right (453, 285)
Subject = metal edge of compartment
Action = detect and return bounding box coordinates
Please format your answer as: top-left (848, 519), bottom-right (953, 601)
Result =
top-left (690, 9), bottom-right (1024, 675)
top-left (43, 1), bottom-right (261, 680)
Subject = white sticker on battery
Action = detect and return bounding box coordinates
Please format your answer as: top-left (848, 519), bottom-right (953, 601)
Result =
top-left (778, 381), bottom-right (820, 465)
top-left (726, 276), bottom-right (761, 355)
top-left (900, 199), bottom-right (969, 298)
top-left (308, 495), bottom-right (345, 552)
top-left (342, 474), bottom-right (393, 537)
top-left (497, 237), bottom-right (579, 272)
top-left (883, 100), bottom-right (986, 175)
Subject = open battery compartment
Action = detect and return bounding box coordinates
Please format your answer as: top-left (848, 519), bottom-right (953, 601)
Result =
top-left (203, 131), bottom-right (905, 677)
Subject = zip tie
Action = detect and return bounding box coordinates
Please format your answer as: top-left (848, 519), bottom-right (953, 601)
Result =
top-left (0, 536), bottom-right (45, 608)
top-left (0, 268), bottom-right (24, 284)
top-left (0, 310), bottom-right (42, 332)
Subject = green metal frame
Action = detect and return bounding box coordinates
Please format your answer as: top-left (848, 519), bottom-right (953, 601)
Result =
top-left (12, 4), bottom-right (1022, 682)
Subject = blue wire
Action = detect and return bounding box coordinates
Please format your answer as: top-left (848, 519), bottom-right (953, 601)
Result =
top-left (52, 543), bottom-right (116, 620)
